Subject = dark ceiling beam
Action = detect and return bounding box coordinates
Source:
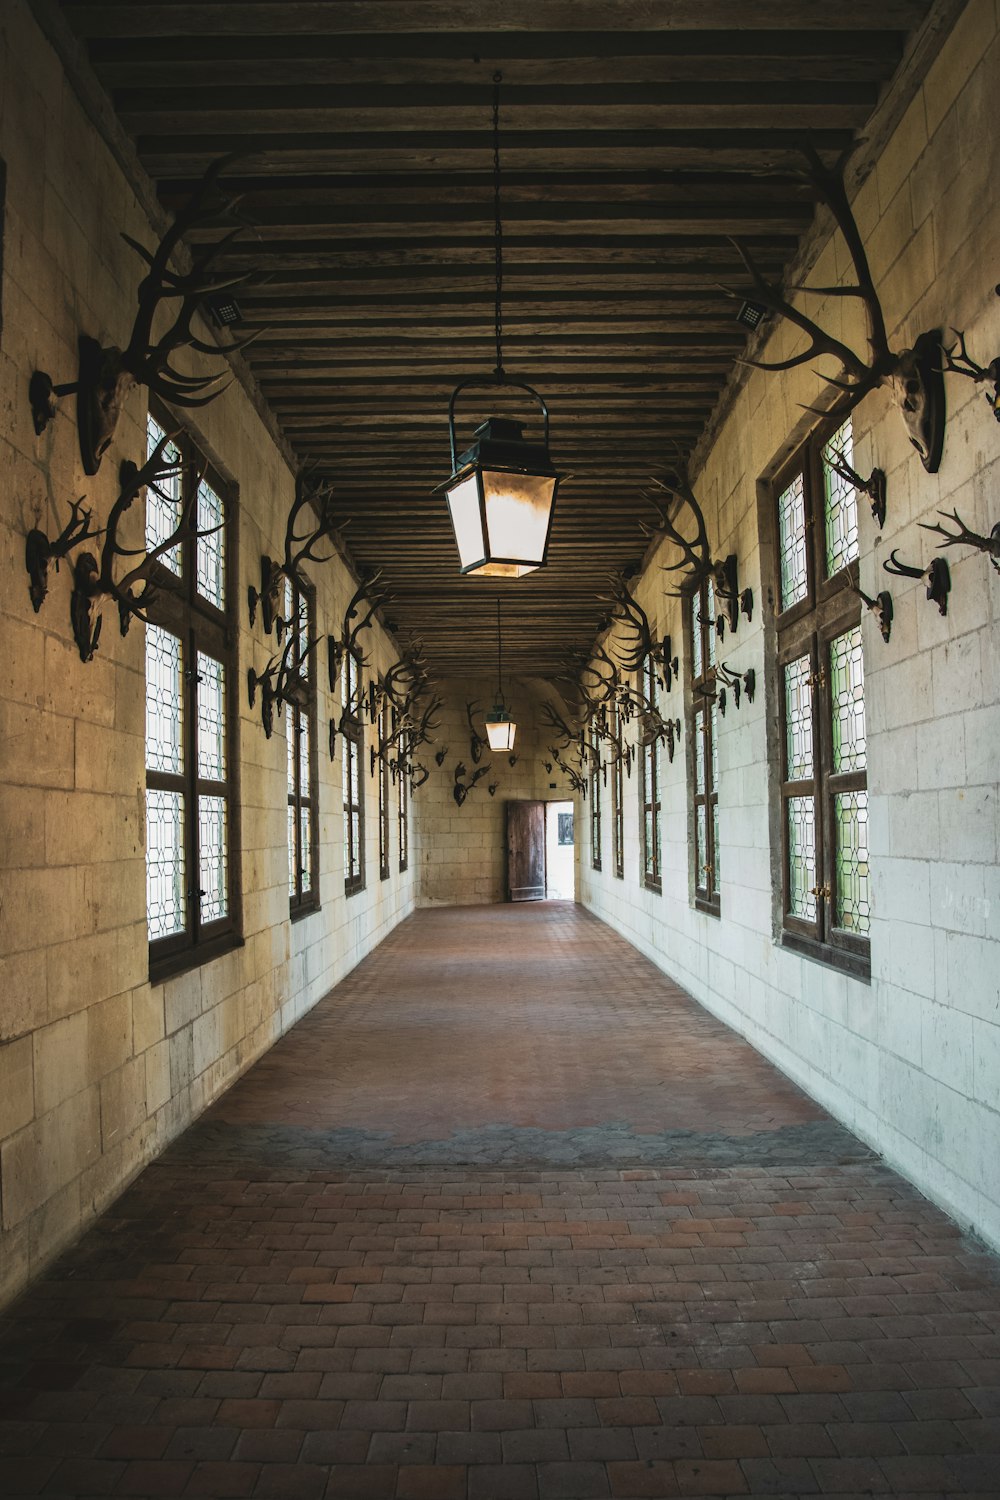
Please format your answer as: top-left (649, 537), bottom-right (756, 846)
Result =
top-left (87, 29), bottom-right (904, 64)
top-left (65, 4), bottom-right (931, 38)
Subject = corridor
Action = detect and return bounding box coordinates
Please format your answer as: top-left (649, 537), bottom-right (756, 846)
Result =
top-left (1, 905), bottom-right (999, 1499)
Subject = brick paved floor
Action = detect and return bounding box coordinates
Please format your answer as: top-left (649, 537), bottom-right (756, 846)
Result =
top-left (2, 903), bottom-right (999, 1499)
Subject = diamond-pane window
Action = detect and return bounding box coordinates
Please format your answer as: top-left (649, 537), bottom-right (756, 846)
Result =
top-left (197, 653), bottom-right (226, 781)
top-left (196, 478), bottom-right (225, 607)
top-left (690, 576), bottom-right (719, 913)
top-left (143, 403), bottom-right (236, 974)
top-left (784, 655), bottom-right (813, 781)
top-left (835, 790), bottom-right (870, 935)
top-left (639, 654), bottom-right (661, 891)
top-left (198, 795), bottom-right (228, 923)
top-left (145, 415), bottom-right (182, 577)
top-left (821, 417), bottom-right (860, 576)
top-left (778, 471), bottom-right (808, 610)
top-left (343, 649), bottom-right (365, 893)
top-left (146, 789), bottom-right (186, 941)
top-left (787, 798), bottom-right (817, 922)
top-left (830, 627), bottom-right (866, 773)
top-left (285, 578), bottom-right (318, 915)
top-left (145, 624), bottom-right (183, 775)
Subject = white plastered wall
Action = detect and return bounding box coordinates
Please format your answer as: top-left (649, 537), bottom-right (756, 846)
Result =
top-left (581, 0), bottom-right (1000, 1251)
top-left (0, 2), bottom-right (416, 1306)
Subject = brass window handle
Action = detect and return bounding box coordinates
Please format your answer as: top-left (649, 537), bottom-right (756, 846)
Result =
top-left (809, 883), bottom-right (831, 899)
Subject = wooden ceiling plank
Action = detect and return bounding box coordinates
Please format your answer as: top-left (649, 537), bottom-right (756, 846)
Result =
top-left (65, 4), bottom-right (931, 39)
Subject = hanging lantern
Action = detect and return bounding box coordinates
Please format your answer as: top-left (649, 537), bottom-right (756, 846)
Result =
top-left (484, 598), bottom-right (517, 748)
top-left (439, 71), bottom-right (562, 578)
top-left (442, 395), bottom-right (562, 579)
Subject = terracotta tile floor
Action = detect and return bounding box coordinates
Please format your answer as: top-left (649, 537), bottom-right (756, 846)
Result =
top-left (2, 903), bottom-right (999, 1499)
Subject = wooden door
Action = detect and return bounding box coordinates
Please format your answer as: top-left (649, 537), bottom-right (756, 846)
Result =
top-left (506, 800), bottom-right (546, 901)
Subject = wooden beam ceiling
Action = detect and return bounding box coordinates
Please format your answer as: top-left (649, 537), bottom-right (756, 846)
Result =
top-left (56, 0), bottom-right (937, 679)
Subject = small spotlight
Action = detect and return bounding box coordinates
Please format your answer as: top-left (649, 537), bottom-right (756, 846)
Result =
top-left (736, 300), bottom-right (769, 331)
top-left (206, 294), bottom-right (242, 329)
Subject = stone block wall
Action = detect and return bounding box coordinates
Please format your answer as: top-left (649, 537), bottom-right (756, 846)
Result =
top-left (0, 2), bottom-right (416, 1306)
top-left (581, 0), bottom-right (1000, 1251)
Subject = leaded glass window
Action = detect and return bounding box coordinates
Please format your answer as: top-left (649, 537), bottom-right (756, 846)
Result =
top-left (396, 708), bottom-right (409, 873)
top-left (378, 698), bottom-right (391, 881)
top-left (143, 406), bottom-right (238, 976)
top-left (589, 725), bottom-right (602, 873)
top-left (284, 577), bottom-right (318, 917)
top-left (639, 654), bottom-right (661, 892)
top-left (690, 581), bottom-right (719, 913)
top-left (610, 698), bottom-right (624, 880)
top-left (772, 414), bottom-right (869, 974)
top-left (342, 648), bottom-right (365, 894)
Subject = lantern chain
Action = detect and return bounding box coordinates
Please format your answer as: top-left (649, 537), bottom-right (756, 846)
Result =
top-left (496, 597), bottom-right (504, 700)
top-left (493, 70), bottom-right (504, 383)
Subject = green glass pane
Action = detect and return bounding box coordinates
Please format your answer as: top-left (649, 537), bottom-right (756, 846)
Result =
top-left (145, 623), bottom-right (182, 774)
top-left (198, 794), bottom-right (228, 923)
top-left (145, 415), bottom-right (182, 577)
top-left (196, 653), bottom-right (225, 781)
top-left (146, 788), bottom-right (186, 940)
top-left (787, 797), bottom-right (817, 921)
top-left (830, 626), bottom-right (866, 772)
top-left (836, 790), bottom-right (870, 934)
top-left (821, 417), bottom-right (860, 576)
top-left (778, 470), bottom-right (808, 609)
top-left (784, 655), bottom-right (813, 780)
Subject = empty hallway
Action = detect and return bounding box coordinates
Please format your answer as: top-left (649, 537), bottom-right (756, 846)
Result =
top-left (1, 904), bottom-right (999, 1500)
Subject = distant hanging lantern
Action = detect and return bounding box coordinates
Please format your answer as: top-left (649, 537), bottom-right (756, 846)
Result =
top-left (484, 598), bottom-right (517, 750)
top-left (438, 71), bottom-right (562, 578)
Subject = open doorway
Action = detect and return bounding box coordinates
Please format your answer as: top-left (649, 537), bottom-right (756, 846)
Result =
top-left (545, 800), bottom-right (575, 899)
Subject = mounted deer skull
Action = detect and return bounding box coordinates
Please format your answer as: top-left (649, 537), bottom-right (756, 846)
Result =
top-left (31, 156), bottom-right (256, 475)
top-left (69, 430), bottom-right (222, 662)
top-left (25, 496), bottom-right (102, 613)
top-left (248, 630), bottom-right (317, 740)
top-left (465, 701), bottom-right (487, 764)
top-left (883, 549), bottom-right (951, 616)
top-left (248, 469), bottom-right (341, 635)
top-left (725, 144), bottom-right (945, 473)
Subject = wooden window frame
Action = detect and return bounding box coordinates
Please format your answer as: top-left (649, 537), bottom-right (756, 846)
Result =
top-left (610, 698), bottom-right (624, 880)
top-left (144, 409), bottom-right (242, 982)
top-left (396, 708), bottom-right (409, 874)
top-left (639, 656), bottom-right (662, 893)
top-left (285, 577), bottom-right (320, 920)
top-left (342, 646), bottom-right (365, 896)
top-left (589, 725), bottom-right (602, 872)
top-left (689, 579), bottom-right (720, 916)
top-left (378, 697), bottom-right (391, 881)
top-left (772, 417), bottom-right (869, 979)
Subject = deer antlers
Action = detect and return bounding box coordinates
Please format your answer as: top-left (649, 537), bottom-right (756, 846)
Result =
top-left (31, 156), bottom-right (256, 475)
top-left (942, 328), bottom-right (1000, 422)
top-left (249, 469), bottom-right (342, 635)
top-left (919, 508), bottom-right (1000, 576)
top-left (725, 144), bottom-right (946, 472)
top-left (69, 431), bottom-right (223, 661)
top-left (647, 468), bottom-right (746, 633)
top-left (25, 496), bottom-right (103, 613)
top-left (601, 572), bottom-right (655, 674)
